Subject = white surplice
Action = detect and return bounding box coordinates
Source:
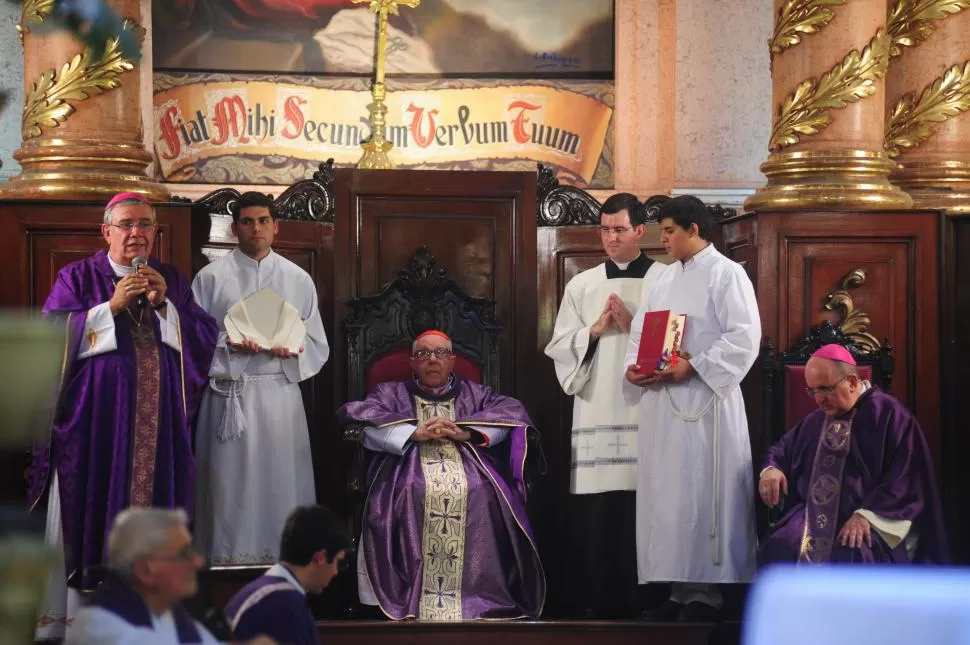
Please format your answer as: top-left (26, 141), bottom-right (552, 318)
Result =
top-left (191, 249), bottom-right (330, 565)
top-left (545, 258), bottom-right (666, 493)
top-left (625, 244), bottom-right (760, 583)
top-left (67, 606), bottom-right (220, 645)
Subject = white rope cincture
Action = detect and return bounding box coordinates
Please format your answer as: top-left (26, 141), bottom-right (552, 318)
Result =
top-left (663, 384), bottom-right (722, 565)
top-left (209, 373), bottom-right (288, 441)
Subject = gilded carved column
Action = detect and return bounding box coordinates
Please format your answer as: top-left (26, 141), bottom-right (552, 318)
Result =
top-left (746, 0), bottom-right (912, 210)
top-left (885, 1), bottom-right (970, 213)
top-left (0, 0), bottom-right (167, 200)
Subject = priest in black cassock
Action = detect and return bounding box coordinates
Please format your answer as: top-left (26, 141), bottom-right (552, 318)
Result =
top-left (544, 193), bottom-right (666, 617)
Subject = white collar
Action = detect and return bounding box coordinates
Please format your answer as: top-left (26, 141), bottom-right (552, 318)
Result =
top-left (612, 259), bottom-right (631, 270)
top-left (267, 563), bottom-right (306, 596)
top-left (232, 247), bottom-right (276, 268)
top-left (107, 255), bottom-right (137, 277)
top-left (680, 243), bottom-right (714, 269)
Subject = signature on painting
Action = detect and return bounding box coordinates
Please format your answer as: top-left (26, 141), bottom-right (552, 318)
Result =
top-left (387, 36), bottom-right (409, 55)
top-left (534, 52), bottom-right (581, 70)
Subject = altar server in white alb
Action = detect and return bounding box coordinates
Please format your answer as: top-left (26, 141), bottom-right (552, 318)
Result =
top-left (191, 191), bottom-right (330, 565)
top-left (544, 193), bottom-right (666, 618)
top-left (625, 195), bottom-right (760, 622)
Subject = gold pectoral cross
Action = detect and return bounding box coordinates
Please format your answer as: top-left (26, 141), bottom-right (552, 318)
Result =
top-left (351, 0), bottom-right (422, 169)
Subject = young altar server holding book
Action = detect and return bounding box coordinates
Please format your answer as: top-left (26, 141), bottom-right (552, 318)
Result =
top-left (191, 191), bottom-right (330, 566)
top-left (625, 196), bottom-right (761, 621)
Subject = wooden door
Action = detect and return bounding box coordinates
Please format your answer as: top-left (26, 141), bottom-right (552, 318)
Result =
top-left (333, 169), bottom-right (537, 409)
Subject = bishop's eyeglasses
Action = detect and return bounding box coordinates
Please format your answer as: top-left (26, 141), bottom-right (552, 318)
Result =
top-left (412, 348), bottom-right (454, 361)
top-left (805, 375), bottom-right (849, 397)
top-left (109, 220), bottom-right (157, 232)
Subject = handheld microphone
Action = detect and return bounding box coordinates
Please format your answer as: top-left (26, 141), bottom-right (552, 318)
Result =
top-left (132, 256), bottom-right (149, 309)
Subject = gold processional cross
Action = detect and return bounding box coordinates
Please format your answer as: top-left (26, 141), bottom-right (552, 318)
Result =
top-left (351, 0), bottom-right (422, 169)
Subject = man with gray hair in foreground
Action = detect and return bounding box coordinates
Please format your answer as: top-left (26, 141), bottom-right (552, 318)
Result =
top-left (68, 507), bottom-right (276, 645)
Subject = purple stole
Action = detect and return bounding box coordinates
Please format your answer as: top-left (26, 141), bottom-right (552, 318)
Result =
top-left (128, 310), bottom-right (163, 506)
top-left (87, 577), bottom-right (203, 643)
top-left (797, 410), bottom-right (856, 563)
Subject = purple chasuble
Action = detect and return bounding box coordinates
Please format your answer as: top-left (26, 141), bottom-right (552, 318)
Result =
top-left (225, 573), bottom-right (319, 645)
top-left (27, 250), bottom-right (218, 589)
top-left (759, 388), bottom-right (949, 565)
top-left (87, 575), bottom-right (203, 643)
top-left (338, 377), bottom-right (546, 619)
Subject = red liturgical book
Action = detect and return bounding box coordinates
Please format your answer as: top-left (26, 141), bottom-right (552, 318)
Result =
top-left (637, 310), bottom-right (687, 371)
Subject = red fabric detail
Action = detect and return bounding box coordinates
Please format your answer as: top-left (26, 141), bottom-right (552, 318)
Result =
top-left (415, 330), bottom-right (450, 342)
top-left (365, 347), bottom-right (482, 395)
top-left (783, 364), bottom-right (873, 430)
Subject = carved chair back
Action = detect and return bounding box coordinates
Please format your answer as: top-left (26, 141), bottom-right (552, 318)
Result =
top-left (760, 321), bottom-right (893, 527)
top-left (762, 319), bottom-right (895, 449)
top-left (343, 246), bottom-right (502, 401)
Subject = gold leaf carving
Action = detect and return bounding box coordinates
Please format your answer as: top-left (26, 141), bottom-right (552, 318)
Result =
top-left (888, 0), bottom-right (970, 57)
top-left (885, 61), bottom-right (970, 157)
top-left (17, 0), bottom-right (55, 44)
top-left (823, 269), bottom-right (881, 353)
top-left (769, 0), bottom-right (845, 56)
top-left (21, 21), bottom-right (137, 140)
top-left (769, 29), bottom-right (891, 152)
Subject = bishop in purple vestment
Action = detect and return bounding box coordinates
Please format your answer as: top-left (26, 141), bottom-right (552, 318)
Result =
top-left (28, 193), bottom-right (218, 595)
top-left (337, 330), bottom-right (545, 620)
top-left (758, 344), bottom-right (948, 565)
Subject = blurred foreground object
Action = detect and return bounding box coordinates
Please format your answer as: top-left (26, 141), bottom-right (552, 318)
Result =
top-left (0, 314), bottom-right (65, 446)
top-left (744, 566), bottom-right (970, 645)
top-left (13, 0), bottom-right (140, 60)
top-left (0, 314), bottom-right (66, 644)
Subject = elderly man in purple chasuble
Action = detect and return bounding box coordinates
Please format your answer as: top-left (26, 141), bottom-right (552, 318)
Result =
top-left (28, 192), bottom-right (218, 640)
top-left (757, 344), bottom-right (949, 565)
top-left (337, 329), bottom-right (545, 620)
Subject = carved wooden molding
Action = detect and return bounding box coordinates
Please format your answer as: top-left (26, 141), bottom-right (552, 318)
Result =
top-left (823, 268), bottom-right (882, 353)
top-left (193, 159), bottom-right (336, 222)
top-left (535, 164), bottom-right (738, 226)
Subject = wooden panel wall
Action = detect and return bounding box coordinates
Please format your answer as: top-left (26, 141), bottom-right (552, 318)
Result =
top-left (0, 200), bottom-right (193, 308)
top-left (721, 210), bottom-right (942, 466)
top-left (942, 213), bottom-right (970, 562)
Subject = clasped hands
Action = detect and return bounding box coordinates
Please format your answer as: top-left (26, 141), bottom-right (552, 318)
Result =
top-left (412, 417), bottom-right (472, 444)
top-left (759, 466), bottom-right (873, 548)
top-left (109, 266), bottom-right (167, 315)
top-left (228, 337), bottom-right (305, 358)
top-left (590, 293), bottom-right (633, 338)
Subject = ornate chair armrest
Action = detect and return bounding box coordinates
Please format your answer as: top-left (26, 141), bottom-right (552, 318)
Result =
top-left (523, 426), bottom-right (546, 497)
top-left (343, 422), bottom-right (366, 498)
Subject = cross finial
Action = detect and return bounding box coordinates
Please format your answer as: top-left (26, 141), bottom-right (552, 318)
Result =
top-left (351, 0), bottom-right (422, 169)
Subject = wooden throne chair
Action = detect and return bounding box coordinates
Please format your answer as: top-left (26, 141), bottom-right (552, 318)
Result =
top-left (761, 320), bottom-right (895, 449)
top-left (760, 320), bottom-right (895, 524)
top-left (341, 246), bottom-right (543, 535)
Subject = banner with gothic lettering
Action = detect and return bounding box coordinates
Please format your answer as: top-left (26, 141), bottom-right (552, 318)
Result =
top-left (152, 74), bottom-right (614, 187)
